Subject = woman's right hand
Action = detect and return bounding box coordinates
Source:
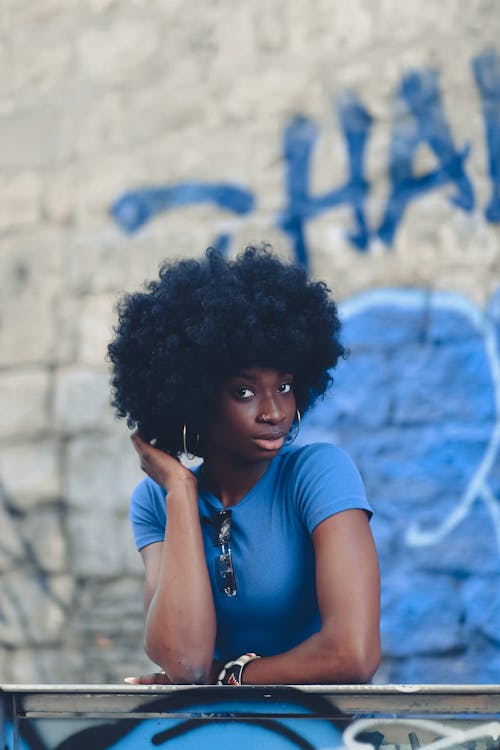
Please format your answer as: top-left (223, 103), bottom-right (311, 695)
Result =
top-left (124, 671), bottom-right (173, 685)
top-left (131, 431), bottom-right (197, 492)
top-left (124, 659), bottom-right (223, 685)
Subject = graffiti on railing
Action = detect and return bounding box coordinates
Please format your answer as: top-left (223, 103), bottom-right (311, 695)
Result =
top-left (4, 694), bottom-right (500, 750)
top-left (3, 692), bottom-right (347, 750)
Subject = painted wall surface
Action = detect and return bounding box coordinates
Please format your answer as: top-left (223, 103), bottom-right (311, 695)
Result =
top-left (1, 0), bottom-right (500, 684)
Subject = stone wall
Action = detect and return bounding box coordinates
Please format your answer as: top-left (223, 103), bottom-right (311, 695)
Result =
top-left (0, 0), bottom-right (499, 683)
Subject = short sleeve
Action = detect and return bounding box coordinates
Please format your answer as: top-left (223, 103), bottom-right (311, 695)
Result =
top-left (291, 443), bottom-right (371, 534)
top-left (130, 478), bottom-right (167, 550)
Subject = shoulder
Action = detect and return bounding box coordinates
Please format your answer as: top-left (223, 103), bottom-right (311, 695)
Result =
top-left (277, 442), bottom-right (371, 530)
top-left (130, 477), bottom-right (168, 550)
top-left (280, 442), bottom-right (362, 481)
top-left (130, 477), bottom-right (167, 527)
top-left (131, 476), bottom-right (167, 508)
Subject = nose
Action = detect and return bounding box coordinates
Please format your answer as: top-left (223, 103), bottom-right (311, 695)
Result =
top-left (257, 394), bottom-right (286, 425)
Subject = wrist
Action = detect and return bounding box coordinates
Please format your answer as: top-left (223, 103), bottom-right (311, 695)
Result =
top-left (240, 655), bottom-right (261, 684)
top-left (217, 653), bottom-right (261, 686)
top-left (164, 472), bottom-right (198, 495)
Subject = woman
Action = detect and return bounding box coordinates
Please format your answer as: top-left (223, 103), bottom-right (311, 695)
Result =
top-left (108, 246), bottom-right (380, 685)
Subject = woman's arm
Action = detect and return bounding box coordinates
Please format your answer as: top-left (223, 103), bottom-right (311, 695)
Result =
top-left (132, 434), bottom-right (217, 684)
top-left (240, 509), bottom-right (380, 684)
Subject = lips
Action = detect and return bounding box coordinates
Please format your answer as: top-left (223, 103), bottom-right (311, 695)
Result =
top-left (253, 432), bottom-right (287, 440)
top-left (252, 432), bottom-right (287, 452)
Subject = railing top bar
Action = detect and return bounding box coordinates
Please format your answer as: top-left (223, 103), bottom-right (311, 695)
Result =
top-left (1, 683), bottom-right (500, 695)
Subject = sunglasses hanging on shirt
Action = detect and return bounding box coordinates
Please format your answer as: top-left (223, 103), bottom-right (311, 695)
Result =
top-left (206, 509), bottom-right (237, 597)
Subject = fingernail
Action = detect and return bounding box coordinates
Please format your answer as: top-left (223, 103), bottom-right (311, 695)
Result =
top-left (124, 677), bottom-right (137, 684)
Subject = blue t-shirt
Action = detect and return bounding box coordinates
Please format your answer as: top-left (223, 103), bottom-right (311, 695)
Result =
top-left (130, 442), bottom-right (371, 662)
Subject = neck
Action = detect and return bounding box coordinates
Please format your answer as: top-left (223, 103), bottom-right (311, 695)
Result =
top-left (201, 449), bottom-right (272, 507)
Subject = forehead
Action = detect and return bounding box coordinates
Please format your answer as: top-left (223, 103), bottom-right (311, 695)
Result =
top-left (227, 367), bottom-right (293, 381)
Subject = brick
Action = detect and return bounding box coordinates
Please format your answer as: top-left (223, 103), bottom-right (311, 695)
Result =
top-left (43, 166), bottom-right (75, 224)
top-left (73, 151), bottom-right (156, 224)
top-left (48, 574), bottom-right (75, 609)
top-left (4, 0), bottom-right (79, 26)
top-left (9, 647), bottom-right (84, 684)
top-left (381, 572), bottom-right (465, 656)
top-left (9, 30), bottom-right (73, 103)
top-left (0, 370), bottom-right (51, 439)
top-left (54, 368), bottom-right (115, 432)
top-left (0, 230), bottom-right (64, 366)
top-left (20, 508), bottom-right (68, 574)
top-left (0, 440), bottom-right (60, 510)
top-left (74, 639), bottom-right (156, 684)
top-left (68, 227), bottom-right (129, 294)
top-left (0, 570), bottom-right (66, 646)
top-left (67, 512), bottom-right (129, 578)
top-left (52, 295), bottom-right (80, 366)
top-left (462, 577), bottom-right (500, 645)
top-left (0, 228), bottom-right (63, 292)
top-left (64, 430), bottom-right (142, 513)
top-left (0, 647), bottom-right (12, 682)
top-left (0, 172), bottom-right (42, 230)
top-left (0, 106), bottom-right (74, 169)
top-left (77, 293), bottom-right (117, 367)
top-left (77, 19), bottom-right (159, 87)
top-left (0, 490), bottom-right (25, 572)
top-left (0, 297), bottom-right (55, 367)
top-left (76, 578), bottom-right (144, 638)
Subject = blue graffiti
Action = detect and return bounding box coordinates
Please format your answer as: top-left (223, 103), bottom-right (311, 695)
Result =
top-left (473, 49), bottom-right (500, 222)
top-left (378, 70), bottom-right (474, 245)
top-left (278, 94), bottom-right (372, 264)
top-left (111, 182), bottom-right (255, 252)
top-left (111, 49), bottom-right (500, 267)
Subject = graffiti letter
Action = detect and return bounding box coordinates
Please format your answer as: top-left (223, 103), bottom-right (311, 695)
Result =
top-left (278, 94), bottom-right (373, 267)
top-left (473, 49), bottom-right (500, 223)
top-left (378, 70), bottom-right (475, 245)
top-left (110, 181), bottom-right (256, 253)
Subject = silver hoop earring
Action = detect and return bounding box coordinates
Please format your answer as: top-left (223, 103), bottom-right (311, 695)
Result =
top-left (285, 408), bottom-right (301, 446)
top-left (182, 424), bottom-right (200, 460)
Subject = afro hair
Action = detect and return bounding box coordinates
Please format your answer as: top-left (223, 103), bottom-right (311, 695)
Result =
top-left (108, 245), bottom-right (345, 455)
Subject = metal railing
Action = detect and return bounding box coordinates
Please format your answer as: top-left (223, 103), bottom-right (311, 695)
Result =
top-left (2, 683), bottom-right (500, 750)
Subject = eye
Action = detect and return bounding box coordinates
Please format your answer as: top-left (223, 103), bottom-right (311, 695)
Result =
top-left (234, 387), bottom-right (254, 399)
top-left (278, 382), bottom-right (293, 394)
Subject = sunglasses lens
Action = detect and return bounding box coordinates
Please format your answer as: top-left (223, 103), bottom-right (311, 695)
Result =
top-left (218, 517), bottom-right (231, 543)
top-left (214, 511), bottom-right (237, 596)
top-left (217, 550), bottom-right (237, 597)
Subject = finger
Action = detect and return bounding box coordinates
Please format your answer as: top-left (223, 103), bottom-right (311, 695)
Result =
top-left (132, 432), bottom-right (159, 453)
top-left (131, 431), bottom-right (144, 447)
top-left (131, 432), bottom-right (149, 456)
top-left (124, 672), bottom-right (171, 685)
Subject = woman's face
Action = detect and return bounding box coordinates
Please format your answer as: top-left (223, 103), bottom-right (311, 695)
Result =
top-left (204, 367), bottom-right (297, 463)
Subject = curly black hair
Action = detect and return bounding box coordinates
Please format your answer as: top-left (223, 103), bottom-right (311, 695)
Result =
top-left (108, 245), bottom-right (345, 455)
